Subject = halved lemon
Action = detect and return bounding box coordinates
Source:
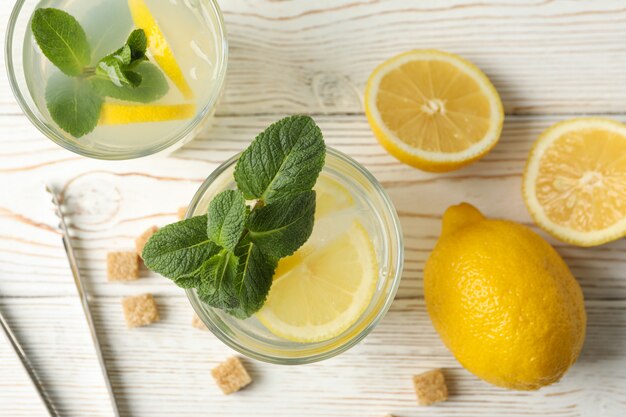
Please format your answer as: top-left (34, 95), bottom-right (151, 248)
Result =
top-left (99, 103), bottom-right (196, 125)
top-left (256, 221), bottom-right (378, 343)
top-left (365, 50), bottom-right (504, 172)
top-left (523, 118), bottom-right (626, 246)
top-left (128, 0), bottom-right (194, 99)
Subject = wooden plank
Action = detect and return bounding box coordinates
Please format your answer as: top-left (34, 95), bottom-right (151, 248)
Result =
top-left (0, 297), bottom-right (624, 417)
top-left (1, 1), bottom-right (626, 416)
top-left (2, 0), bottom-right (626, 116)
top-left (1, 114), bottom-right (625, 301)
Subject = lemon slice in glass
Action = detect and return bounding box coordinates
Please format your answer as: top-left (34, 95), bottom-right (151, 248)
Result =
top-left (128, 0), bottom-right (194, 99)
top-left (99, 103), bottom-right (196, 125)
top-left (314, 176), bottom-right (354, 219)
top-left (256, 221), bottom-right (378, 343)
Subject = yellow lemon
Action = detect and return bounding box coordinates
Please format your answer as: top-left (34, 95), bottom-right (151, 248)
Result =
top-left (99, 103), bottom-right (196, 125)
top-left (424, 203), bottom-right (586, 390)
top-left (365, 50), bottom-right (504, 172)
top-left (314, 176), bottom-right (354, 219)
top-left (128, 0), bottom-right (194, 99)
top-left (256, 221), bottom-right (377, 343)
top-left (523, 117), bottom-right (626, 246)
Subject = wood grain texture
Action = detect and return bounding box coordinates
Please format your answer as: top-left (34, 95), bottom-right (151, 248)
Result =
top-left (1, 297), bottom-right (625, 417)
top-left (0, 0), bottom-right (625, 416)
top-left (2, 0), bottom-right (626, 116)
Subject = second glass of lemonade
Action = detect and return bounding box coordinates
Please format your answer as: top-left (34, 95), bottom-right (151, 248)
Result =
top-left (6, 0), bottom-right (227, 159)
top-left (187, 148), bottom-right (404, 364)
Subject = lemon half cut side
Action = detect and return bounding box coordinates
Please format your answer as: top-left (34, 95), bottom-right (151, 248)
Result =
top-left (523, 117), bottom-right (626, 246)
top-left (365, 50), bottom-right (504, 172)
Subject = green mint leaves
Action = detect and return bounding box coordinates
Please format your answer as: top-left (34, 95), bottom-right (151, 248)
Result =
top-left (45, 73), bottom-right (103, 138)
top-left (91, 62), bottom-right (168, 103)
top-left (247, 190), bottom-right (316, 259)
top-left (31, 8), bottom-right (91, 77)
top-left (95, 29), bottom-right (148, 87)
top-left (142, 116), bottom-right (326, 318)
top-left (207, 190), bottom-right (248, 251)
top-left (234, 115), bottom-right (326, 204)
top-left (31, 8), bottom-right (169, 138)
top-left (141, 215), bottom-right (220, 282)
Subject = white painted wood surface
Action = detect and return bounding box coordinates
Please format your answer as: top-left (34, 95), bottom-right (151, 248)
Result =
top-left (1, 1), bottom-right (625, 416)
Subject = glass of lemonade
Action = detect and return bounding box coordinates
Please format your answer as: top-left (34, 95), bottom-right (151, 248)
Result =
top-left (6, 0), bottom-right (227, 159)
top-left (186, 148), bottom-right (404, 364)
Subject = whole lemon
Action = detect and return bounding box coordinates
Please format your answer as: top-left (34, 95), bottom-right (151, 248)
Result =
top-left (424, 203), bottom-right (586, 390)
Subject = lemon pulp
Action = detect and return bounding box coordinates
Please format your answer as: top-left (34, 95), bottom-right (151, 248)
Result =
top-left (365, 50), bottom-right (504, 172)
top-left (256, 179), bottom-right (378, 343)
top-left (523, 118), bottom-right (626, 246)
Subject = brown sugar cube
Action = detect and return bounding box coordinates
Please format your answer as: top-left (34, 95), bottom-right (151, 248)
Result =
top-left (191, 313), bottom-right (207, 330)
top-left (121, 293), bottom-right (160, 328)
top-left (177, 206), bottom-right (188, 220)
top-left (135, 226), bottom-right (159, 258)
top-left (107, 252), bottom-right (139, 281)
top-left (211, 357), bottom-right (252, 395)
top-left (413, 368), bottom-right (448, 405)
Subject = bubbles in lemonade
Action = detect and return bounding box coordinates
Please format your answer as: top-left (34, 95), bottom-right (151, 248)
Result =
top-left (23, 0), bottom-right (224, 155)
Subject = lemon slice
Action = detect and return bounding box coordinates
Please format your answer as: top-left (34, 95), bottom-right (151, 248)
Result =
top-left (523, 118), bottom-right (626, 247)
top-left (256, 221), bottom-right (378, 343)
top-left (314, 176), bottom-right (354, 219)
top-left (99, 103), bottom-right (196, 125)
top-left (128, 0), bottom-right (194, 99)
top-left (365, 50), bottom-right (504, 172)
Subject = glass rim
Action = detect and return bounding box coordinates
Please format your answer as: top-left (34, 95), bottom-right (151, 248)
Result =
top-left (185, 147), bottom-right (404, 364)
top-left (4, 0), bottom-right (229, 160)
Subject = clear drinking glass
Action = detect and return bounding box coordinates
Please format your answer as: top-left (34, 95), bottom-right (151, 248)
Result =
top-left (5, 0), bottom-right (228, 160)
top-left (186, 148), bottom-right (404, 364)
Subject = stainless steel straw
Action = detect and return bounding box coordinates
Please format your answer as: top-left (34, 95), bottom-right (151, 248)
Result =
top-left (45, 185), bottom-right (120, 417)
top-left (0, 309), bottom-right (60, 417)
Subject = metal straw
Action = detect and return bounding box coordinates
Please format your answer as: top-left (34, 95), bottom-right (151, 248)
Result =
top-left (0, 309), bottom-right (60, 417)
top-left (45, 185), bottom-right (120, 417)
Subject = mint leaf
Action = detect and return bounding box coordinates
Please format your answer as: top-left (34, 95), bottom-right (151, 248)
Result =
top-left (171, 275), bottom-right (201, 289)
top-left (228, 239), bottom-right (277, 318)
top-left (247, 191), bottom-right (316, 259)
top-left (142, 215), bottom-right (220, 282)
top-left (196, 250), bottom-right (240, 309)
top-left (96, 45), bottom-right (136, 87)
top-left (91, 62), bottom-right (168, 103)
top-left (126, 29), bottom-right (147, 63)
top-left (95, 29), bottom-right (148, 87)
top-left (207, 190), bottom-right (247, 251)
top-left (234, 115), bottom-right (325, 204)
top-left (31, 8), bottom-right (91, 76)
top-left (45, 73), bottom-right (102, 138)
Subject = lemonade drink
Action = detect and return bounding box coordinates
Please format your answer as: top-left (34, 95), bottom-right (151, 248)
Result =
top-left (185, 148), bottom-right (403, 363)
top-left (19, 0), bottom-right (225, 157)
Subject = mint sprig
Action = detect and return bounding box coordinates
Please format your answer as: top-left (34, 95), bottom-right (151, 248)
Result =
top-left (95, 29), bottom-right (148, 87)
top-left (31, 8), bottom-right (169, 138)
top-left (143, 116), bottom-right (326, 318)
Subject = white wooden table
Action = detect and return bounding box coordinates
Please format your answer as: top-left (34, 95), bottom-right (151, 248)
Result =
top-left (1, 1), bottom-right (625, 416)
